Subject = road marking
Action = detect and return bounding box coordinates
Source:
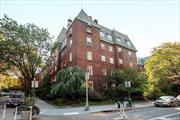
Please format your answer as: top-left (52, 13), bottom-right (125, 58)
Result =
top-left (148, 112), bottom-right (180, 120)
top-left (63, 112), bottom-right (79, 116)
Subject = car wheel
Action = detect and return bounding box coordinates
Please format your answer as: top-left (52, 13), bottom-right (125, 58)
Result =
top-left (154, 104), bottom-right (159, 107)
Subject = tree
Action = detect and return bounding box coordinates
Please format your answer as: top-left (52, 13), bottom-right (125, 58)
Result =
top-left (0, 15), bottom-right (52, 96)
top-left (110, 68), bottom-right (147, 98)
top-left (144, 42), bottom-right (180, 99)
top-left (51, 67), bottom-right (85, 100)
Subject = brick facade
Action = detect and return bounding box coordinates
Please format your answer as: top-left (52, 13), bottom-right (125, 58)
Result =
top-left (51, 10), bottom-right (138, 92)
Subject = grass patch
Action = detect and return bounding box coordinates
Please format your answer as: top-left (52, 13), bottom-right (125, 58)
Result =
top-left (48, 99), bottom-right (116, 108)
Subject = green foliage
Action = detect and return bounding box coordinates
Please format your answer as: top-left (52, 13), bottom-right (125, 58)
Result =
top-left (144, 42), bottom-right (180, 99)
top-left (51, 67), bottom-right (85, 100)
top-left (35, 72), bottom-right (51, 99)
top-left (110, 68), bottom-right (147, 97)
top-left (0, 15), bottom-right (52, 96)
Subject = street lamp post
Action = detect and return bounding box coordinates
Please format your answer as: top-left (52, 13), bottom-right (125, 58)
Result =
top-left (84, 72), bottom-right (90, 111)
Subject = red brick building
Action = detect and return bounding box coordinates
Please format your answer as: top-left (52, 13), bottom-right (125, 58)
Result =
top-left (51, 9), bottom-right (138, 92)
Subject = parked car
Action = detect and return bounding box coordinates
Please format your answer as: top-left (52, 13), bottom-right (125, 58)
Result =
top-left (154, 96), bottom-right (179, 107)
top-left (176, 95), bottom-right (180, 105)
top-left (6, 94), bottom-right (24, 107)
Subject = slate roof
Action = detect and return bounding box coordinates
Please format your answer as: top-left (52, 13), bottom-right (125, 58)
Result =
top-left (76, 9), bottom-right (137, 51)
top-left (76, 9), bottom-right (100, 28)
top-left (57, 9), bottom-right (137, 52)
top-left (56, 27), bottom-right (67, 51)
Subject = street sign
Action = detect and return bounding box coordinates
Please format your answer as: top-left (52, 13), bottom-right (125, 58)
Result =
top-left (31, 81), bottom-right (39, 88)
top-left (125, 81), bottom-right (131, 88)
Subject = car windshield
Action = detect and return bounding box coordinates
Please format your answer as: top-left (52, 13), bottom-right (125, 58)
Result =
top-left (159, 96), bottom-right (172, 101)
top-left (10, 95), bottom-right (24, 99)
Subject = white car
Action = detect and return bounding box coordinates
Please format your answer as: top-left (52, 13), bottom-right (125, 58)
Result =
top-left (154, 96), bottom-right (179, 107)
top-left (176, 95), bottom-right (180, 105)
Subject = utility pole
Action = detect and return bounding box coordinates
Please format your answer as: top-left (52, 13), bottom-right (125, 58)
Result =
top-left (84, 72), bottom-right (90, 111)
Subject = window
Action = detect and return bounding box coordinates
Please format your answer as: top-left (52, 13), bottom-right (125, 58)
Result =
top-left (102, 68), bottom-right (107, 75)
top-left (101, 43), bottom-right (105, 49)
top-left (118, 47), bottom-right (122, 52)
top-left (111, 83), bottom-right (116, 90)
top-left (88, 81), bottom-right (94, 92)
top-left (127, 41), bottom-right (131, 47)
top-left (61, 51), bottom-right (64, 57)
top-left (101, 55), bottom-right (106, 62)
top-left (86, 26), bottom-right (91, 33)
top-left (69, 52), bottom-right (72, 62)
top-left (107, 34), bottom-right (112, 41)
top-left (70, 39), bottom-right (72, 47)
top-left (87, 65), bottom-right (93, 75)
top-left (128, 51), bottom-right (131, 56)
top-left (69, 27), bottom-right (72, 34)
top-left (87, 51), bottom-right (92, 61)
top-left (110, 58), bottom-right (114, 64)
top-left (116, 38), bottom-right (121, 42)
top-left (86, 37), bottom-right (92, 46)
top-left (130, 62), bottom-right (133, 67)
top-left (109, 46), bottom-right (113, 52)
top-left (119, 59), bottom-right (123, 64)
top-left (103, 83), bottom-right (108, 90)
top-left (54, 76), bottom-right (56, 82)
top-left (55, 66), bottom-right (57, 71)
top-left (100, 31), bottom-right (105, 38)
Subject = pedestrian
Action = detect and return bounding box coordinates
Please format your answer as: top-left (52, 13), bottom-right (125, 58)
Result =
top-left (116, 99), bottom-right (121, 108)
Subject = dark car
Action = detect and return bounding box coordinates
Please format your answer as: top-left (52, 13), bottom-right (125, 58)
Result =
top-left (6, 94), bottom-right (24, 107)
top-left (154, 96), bottom-right (179, 107)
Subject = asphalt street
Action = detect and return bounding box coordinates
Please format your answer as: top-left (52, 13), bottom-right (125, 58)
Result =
top-left (34, 106), bottom-right (180, 120)
top-left (0, 106), bottom-right (179, 120)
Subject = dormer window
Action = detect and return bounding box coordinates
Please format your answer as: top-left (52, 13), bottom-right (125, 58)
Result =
top-left (127, 41), bottom-right (131, 47)
top-left (107, 34), bottom-right (112, 41)
top-left (100, 31), bottom-right (105, 38)
top-left (116, 38), bottom-right (121, 43)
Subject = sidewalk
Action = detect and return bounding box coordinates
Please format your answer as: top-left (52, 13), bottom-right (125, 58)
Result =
top-left (35, 99), bottom-right (153, 116)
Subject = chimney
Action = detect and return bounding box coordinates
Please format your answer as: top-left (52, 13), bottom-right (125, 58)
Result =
top-left (94, 19), bottom-right (98, 24)
top-left (67, 18), bottom-right (72, 28)
top-left (89, 16), bottom-right (92, 19)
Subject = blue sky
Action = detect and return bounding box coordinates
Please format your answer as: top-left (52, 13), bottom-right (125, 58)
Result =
top-left (0, 0), bottom-right (180, 57)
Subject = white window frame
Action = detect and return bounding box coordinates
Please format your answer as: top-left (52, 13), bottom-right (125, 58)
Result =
top-left (101, 43), bottom-right (105, 49)
top-left (110, 58), bottom-right (114, 64)
top-left (130, 62), bottom-right (133, 67)
top-left (87, 51), bottom-right (92, 61)
top-left (87, 65), bottom-right (93, 75)
top-left (100, 31), bottom-right (105, 38)
top-left (69, 52), bottom-right (72, 62)
top-left (69, 27), bottom-right (72, 34)
top-left (119, 59), bottom-right (123, 64)
top-left (118, 47), bottom-right (122, 52)
top-left (86, 37), bottom-right (92, 46)
top-left (116, 38), bottom-right (121, 42)
top-left (101, 55), bottom-right (106, 62)
top-left (70, 39), bottom-right (72, 47)
top-left (128, 51), bottom-right (131, 56)
top-left (109, 46), bottom-right (113, 52)
top-left (107, 34), bottom-right (112, 41)
top-left (102, 68), bottom-right (107, 75)
top-left (127, 41), bottom-right (131, 47)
